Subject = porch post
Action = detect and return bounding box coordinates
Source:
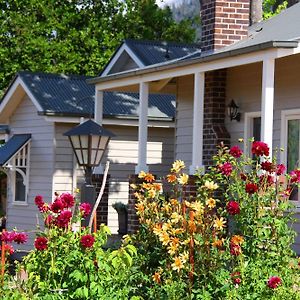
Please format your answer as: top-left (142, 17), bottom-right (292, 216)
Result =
top-left (261, 58), bottom-right (275, 156)
top-left (135, 82), bottom-right (149, 174)
top-left (189, 72), bottom-right (205, 175)
top-left (95, 88), bottom-right (103, 125)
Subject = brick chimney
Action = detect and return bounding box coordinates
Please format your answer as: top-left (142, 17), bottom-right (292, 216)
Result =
top-left (201, 0), bottom-right (250, 53)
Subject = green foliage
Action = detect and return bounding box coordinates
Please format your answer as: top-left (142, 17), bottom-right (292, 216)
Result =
top-left (0, 0), bottom-right (196, 96)
top-left (263, 0), bottom-right (288, 19)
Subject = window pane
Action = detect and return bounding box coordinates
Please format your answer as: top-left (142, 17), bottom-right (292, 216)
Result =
top-left (15, 171), bottom-right (26, 202)
top-left (287, 119), bottom-right (300, 172)
top-left (253, 117), bottom-right (261, 142)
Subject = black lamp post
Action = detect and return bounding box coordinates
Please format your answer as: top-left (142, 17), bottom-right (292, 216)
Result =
top-left (64, 120), bottom-right (115, 224)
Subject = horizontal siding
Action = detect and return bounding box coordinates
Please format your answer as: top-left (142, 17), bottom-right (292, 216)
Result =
top-left (6, 95), bottom-right (54, 250)
top-left (54, 123), bottom-right (174, 234)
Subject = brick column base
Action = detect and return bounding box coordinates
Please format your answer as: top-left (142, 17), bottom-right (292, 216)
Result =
top-left (92, 174), bottom-right (110, 227)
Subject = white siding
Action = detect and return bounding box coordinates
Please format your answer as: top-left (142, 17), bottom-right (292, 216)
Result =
top-left (7, 95), bottom-right (54, 250)
top-left (54, 123), bottom-right (175, 234)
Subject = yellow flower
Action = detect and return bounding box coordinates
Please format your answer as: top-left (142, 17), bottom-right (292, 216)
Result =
top-left (231, 235), bottom-right (244, 245)
top-left (167, 174), bottom-right (177, 183)
top-left (178, 173), bottom-right (189, 185)
top-left (213, 217), bottom-right (226, 231)
top-left (172, 228), bottom-right (184, 235)
top-left (171, 256), bottom-right (184, 272)
top-left (170, 212), bottom-right (182, 223)
top-left (180, 251), bottom-right (189, 264)
top-left (162, 222), bottom-right (172, 231)
top-left (159, 232), bottom-right (170, 246)
top-left (167, 237), bottom-right (180, 255)
top-left (148, 189), bottom-right (156, 198)
top-left (138, 171), bottom-right (147, 179)
top-left (206, 198), bottom-right (216, 209)
top-left (153, 224), bottom-right (162, 235)
top-left (204, 181), bottom-right (219, 190)
top-left (172, 160), bottom-right (185, 173)
top-left (170, 198), bottom-right (179, 206)
top-left (152, 271), bottom-right (161, 284)
top-left (130, 183), bottom-right (137, 189)
top-left (134, 192), bottom-right (143, 200)
top-left (135, 203), bottom-right (144, 214)
top-left (190, 202), bottom-right (204, 213)
top-left (142, 182), bottom-right (152, 189)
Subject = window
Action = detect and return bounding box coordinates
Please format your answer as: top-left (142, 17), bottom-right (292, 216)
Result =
top-left (244, 112), bottom-right (261, 155)
top-left (15, 170), bottom-right (26, 202)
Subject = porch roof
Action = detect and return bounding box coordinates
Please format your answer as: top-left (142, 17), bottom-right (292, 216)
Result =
top-left (0, 134), bottom-right (31, 166)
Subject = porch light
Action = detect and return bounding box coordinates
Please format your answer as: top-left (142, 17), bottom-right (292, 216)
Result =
top-left (227, 99), bottom-right (241, 122)
top-left (64, 119), bottom-right (115, 184)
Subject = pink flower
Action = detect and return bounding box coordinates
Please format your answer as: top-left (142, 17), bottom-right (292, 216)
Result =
top-left (79, 203), bottom-right (92, 218)
top-left (245, 183), bottom-right (258, 194)
top-left (44, 215), bottom-right (54, 227)
top-left (267, 276), bottom-right (282, 289)
top-left (261, 161), bottom-right (274, 172)
top-left (276, 164), bottom-right (286, 176)
top-left (226, 201), bottom-right (240, 215)
top-left (34, 237), bottom-right (48, 251)
top-left (80, 234), bottom-right (95, 248)
top-left (50, 199), bottom-right (64, 213)
top-left (229, 146), bottom-right (243, 158)
top-left (60, 193), bottom-right (75, 208)
top-left (230, 243), bottom-right (242, 256)
top-left (290, 169), bottom-right (300, 183)
top-left (0, 231), bottom-right (16, 243)
top-left (219, 162), bottom-right (233, 176)
top-left (231, 272), bottom-right (241, 285)
top-left (34, 195), bottom-right (44, 208)
top-left (2, 244), bottom-right (14, 255)
top-left (55, 210), bottom-right (72, 228)
top-left (251, 141), bottom-right (269, 157)
top-left (13, 232), bottom-right (28, 244)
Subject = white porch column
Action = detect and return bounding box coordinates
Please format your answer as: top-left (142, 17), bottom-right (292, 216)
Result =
top-left (135, 82), bottom-right (149, 174)
top-left (189, 72), bottom-right (205, 175)
top-left (261, 58), bottom-right (275, 156)
top-left (95, 88), bottom-right (103, 125)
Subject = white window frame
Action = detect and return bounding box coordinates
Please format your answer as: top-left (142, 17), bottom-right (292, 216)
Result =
top-left (281, 109), bottom-right (300, 208)
top-left (244, 111), bottom-right (261, 156)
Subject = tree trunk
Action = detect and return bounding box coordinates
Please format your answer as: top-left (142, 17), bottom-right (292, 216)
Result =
top-left (250, 0), bottom-right (263, 25)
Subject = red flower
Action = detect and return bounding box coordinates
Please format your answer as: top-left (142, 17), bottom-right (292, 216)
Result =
top-left (276, 164), bottom-right (286, 176)
top-left (60, 193), bottom-right (75, 208)
top-left (0, 231), bottom-right (16, 243)
top-left (218, 162), bottom-right (233, 176)
top-left (261, 161), bottom-right (274, 172)
top-left (231, 272), bottom-right (241, 285)
top-left (251, 141), bottom-right (269, 157)
top-left (259, 174), bottom-right (275, 186)
top-left (80, 234), bottom-right (95, 248)
top-left (230, 243), bottom-right (242, 256)
top-left (34, 237), bottom-right (48, 251)
top-left (290, 169), bottom-right (300, 183)
top-left (34, 195), bottom-right (44, 208)
top-left (79, 203), bottom-right (92, 218)
top-left (229, 146), bottom-right (243, 158)
top-left (50, 199), bottom-right (64, 213)
top-left (267, 276), bottom-right (282, 289)
top-left (245, 183), bottom-right (258, 194)
top-left (226, 201), bottom-right (240, 215)
top-left (240, 173), bottom-right (247, 181)
top-left (13, 232), bottom-right (28, 244)
top-left (3, 244), bottom-right (14, 255)
top-left (44, 215), bottom-right (54, 227)
top-left (55, 210), bottom-right (72, 228)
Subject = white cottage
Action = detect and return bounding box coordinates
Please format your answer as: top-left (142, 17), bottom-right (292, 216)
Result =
top-left (89, 1), bottom-right (300, 253)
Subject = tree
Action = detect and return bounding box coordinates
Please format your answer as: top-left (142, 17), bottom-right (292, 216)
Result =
top-left (0, 0), bottom-right (196, 95)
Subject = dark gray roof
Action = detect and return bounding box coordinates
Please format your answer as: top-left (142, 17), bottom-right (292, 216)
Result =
top-left (0, 134), bottom-right (31, 166)
top-left (16, 71), bottom-right (175, 120)
top-left (124, 39), bottom-right (201, 66)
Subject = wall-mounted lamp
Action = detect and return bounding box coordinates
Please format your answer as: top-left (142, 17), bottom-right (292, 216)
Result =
top-left (227, 99), bottom-right (241, 122)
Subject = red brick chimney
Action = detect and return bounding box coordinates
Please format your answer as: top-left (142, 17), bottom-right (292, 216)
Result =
top-left (201, 0), bottom-right (250, 53)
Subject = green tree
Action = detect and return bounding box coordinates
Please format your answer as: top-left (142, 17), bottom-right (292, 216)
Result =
top-left (0, 0), bottom-right (196, 95)
top-left (263, 0), bottom-right (288, 19)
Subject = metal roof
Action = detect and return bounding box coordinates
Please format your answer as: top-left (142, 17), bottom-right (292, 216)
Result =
top-left (88, 3), bottom-right (300, 85)
top-left (0, 134), bottom-right (31, 166)
top-left (124, 39), bottom-right (201, 66)
top-left (17, 71), bottom-right (175, 120)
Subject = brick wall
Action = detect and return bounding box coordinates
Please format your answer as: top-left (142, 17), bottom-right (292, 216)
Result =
top-left (201, 0), bottom-right (250, 53)
top-left (203, 69), bottom-right (230, 167)
top-left (92, 174), bottom-right (110, 227)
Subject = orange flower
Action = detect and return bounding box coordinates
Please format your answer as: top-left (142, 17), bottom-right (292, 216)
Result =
top-left (135, 203), bottom-right (144, 214)
top-left (153, 183), bottom-right (162, 191)
top-left (231, 235), bottom-right (244, 245)
top-left (188, 220), bottom-right (197, 234)
top-left (144, 173), bottom-right (155, 183)
top-left (170, 198), bottom-right (179, 206)
top-left (152, 271), bottom-right (161, 284)
top-left (167, 174), bottom-right (177, 183)
top-left (212, 239), bottom-right (224, 249)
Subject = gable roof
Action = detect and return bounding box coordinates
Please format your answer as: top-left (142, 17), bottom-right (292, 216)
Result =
top-left (89, 3), bottom-right (300, 86)
top-left (100, 39), bottom-right (200, 76)
top-left (2, 71), bottom-right (175, 120)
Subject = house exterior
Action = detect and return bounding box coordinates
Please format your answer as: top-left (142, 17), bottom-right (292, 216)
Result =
top-left (88, 1), bottom-right (300, 253)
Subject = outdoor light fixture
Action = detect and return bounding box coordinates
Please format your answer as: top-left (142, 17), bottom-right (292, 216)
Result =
top-left (227, 99), bottom-right (241, 122)
top-left (64, 119), bottom-right (115, 185)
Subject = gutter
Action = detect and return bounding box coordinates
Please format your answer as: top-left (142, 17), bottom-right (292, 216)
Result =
top-left (87, 40), bottom-right (299, 85)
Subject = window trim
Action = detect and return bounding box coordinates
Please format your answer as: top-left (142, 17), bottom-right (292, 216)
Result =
top-left (244, 111), bottom-right (261, 155)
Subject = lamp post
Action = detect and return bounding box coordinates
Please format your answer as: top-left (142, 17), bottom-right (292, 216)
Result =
top-left (64, 119), bottom-right (115, 227)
